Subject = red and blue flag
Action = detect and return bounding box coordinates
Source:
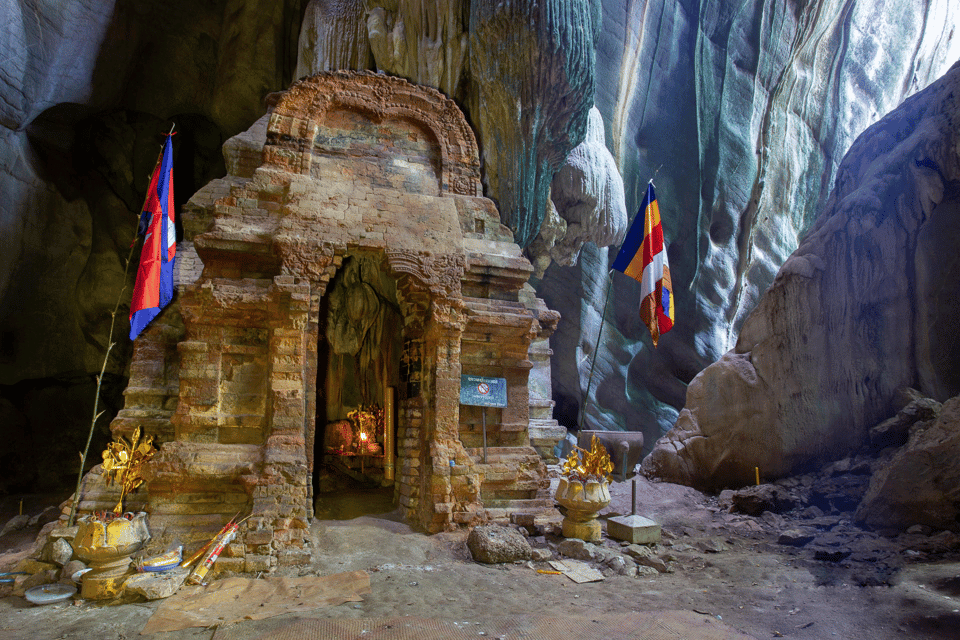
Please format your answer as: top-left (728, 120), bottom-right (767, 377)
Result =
top-left (611, 181), bottom-right (674, 347)
top-left (130, 135), bottom-right (176, 340)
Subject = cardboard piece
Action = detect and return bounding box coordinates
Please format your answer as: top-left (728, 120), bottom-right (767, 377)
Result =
top-left (549, 559), bottom-right (605, 583)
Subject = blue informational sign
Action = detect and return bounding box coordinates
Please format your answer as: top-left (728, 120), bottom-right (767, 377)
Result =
top-left (459, 375), bottom-right (507, 408)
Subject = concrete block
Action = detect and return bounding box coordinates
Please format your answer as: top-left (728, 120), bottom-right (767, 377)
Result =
top-left (606, 515), bottom-right (661, 545)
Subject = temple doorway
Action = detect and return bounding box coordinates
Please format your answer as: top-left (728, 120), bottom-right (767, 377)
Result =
top-left (313, 252), bottom-right (402, 520)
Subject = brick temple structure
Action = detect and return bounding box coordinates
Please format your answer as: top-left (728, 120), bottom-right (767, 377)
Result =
top-left (94, 71), bottom-right (565, 570)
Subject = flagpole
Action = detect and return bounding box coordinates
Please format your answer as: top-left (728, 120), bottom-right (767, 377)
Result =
top-left (577, 173), bottom-right (661, 432)
top-left (577, 268), bottom-right (614, 431)
top-left (68, 128), bottom-right (174, 526)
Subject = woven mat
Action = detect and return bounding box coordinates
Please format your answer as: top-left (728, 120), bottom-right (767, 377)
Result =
top-left (249, 610), bottom-right (757, 640)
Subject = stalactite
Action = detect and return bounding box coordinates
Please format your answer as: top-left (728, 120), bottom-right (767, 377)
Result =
top-left (296, 0), bottom-right (373, 77)
top-left (469, 0), bottom-right (600, 248)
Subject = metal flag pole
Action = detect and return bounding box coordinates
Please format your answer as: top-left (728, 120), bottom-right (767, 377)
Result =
top-left (68, 126), bottom-right (175, 526)
top-left (577, 269), bottom-right (614, 430)
top-left (482, 407), bottom-right (488, 464)
top-left (577, 171), bottom-right (661, 431)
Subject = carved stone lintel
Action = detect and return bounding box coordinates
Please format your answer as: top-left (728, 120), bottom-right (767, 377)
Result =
top-left (385, 249), bottom-right (464, 302)
top-left (267, 71), bottom-right (482, 196)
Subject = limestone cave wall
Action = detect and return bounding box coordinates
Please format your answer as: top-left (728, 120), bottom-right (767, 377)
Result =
top-left (0, 0), bottom-right (307, 491)
top-left (644, 59), bottom-right (960, 490)
top-left (1, 0), bottom-right (960, 493)
top-left (561, 0), bottom-right (960, 448)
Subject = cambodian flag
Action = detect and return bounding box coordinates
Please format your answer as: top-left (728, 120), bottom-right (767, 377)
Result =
top-left (130, 135), bottom-right (176, 340)
top-left (611, 181), bottom-right (674, 347)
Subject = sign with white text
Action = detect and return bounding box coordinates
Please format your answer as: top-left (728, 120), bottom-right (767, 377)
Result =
top-left (459, 375), bottom-right (507, 407)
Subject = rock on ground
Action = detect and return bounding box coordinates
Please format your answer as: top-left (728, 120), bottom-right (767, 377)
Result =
top-left (857, 396), bottom-right (960, 532)
top-left (467, 525), bottom-right (532, 564)
top-left (125, 568), bottom-right (189, 601)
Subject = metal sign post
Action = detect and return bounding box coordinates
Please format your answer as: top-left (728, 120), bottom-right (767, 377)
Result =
top-left (459, 375), bottom-right (507, 464)
top-left (482, 407), bottom-right (487, 463)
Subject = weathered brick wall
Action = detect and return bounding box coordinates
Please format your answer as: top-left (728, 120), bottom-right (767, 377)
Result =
top-left (104, 71), bottom-right (559, 568)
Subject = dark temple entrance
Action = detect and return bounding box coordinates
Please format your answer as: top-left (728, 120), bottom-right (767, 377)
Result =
top-left (313, 253), bottom-right (402, 520)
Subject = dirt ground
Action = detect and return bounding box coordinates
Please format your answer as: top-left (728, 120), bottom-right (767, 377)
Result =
top-left (0, 478), bottom-right (958, 640)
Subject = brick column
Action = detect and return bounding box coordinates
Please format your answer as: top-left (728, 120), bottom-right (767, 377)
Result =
top-left (243, 276), bottom-right (313, 571)
top-left (417, 302), bottom-right (485, 531)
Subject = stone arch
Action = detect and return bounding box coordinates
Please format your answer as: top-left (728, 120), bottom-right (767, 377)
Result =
top-left (263, 71), bottom-right (482, 197)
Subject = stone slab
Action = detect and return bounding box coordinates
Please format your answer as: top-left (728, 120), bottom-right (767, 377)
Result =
top-left (606, 514), bottom-right (661, 545)
top-left (125, 568), bottom-right (189, 600)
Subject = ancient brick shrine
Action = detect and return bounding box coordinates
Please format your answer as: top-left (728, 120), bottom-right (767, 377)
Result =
top-left (93, 71), bottom-right (564, 570)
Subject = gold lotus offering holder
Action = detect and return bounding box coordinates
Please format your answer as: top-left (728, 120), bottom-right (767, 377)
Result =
top-left (555, 434), bottom-right (614, 542)
top-left (72, 428), bottom-right (156, 599)
top-left (73, 511), bottom-right (150, 599)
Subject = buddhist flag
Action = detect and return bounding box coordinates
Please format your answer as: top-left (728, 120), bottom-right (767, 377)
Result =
top-left (130, 135), bottom-right (176, 340)
top-left (611, 181), bottom-right (674, 347)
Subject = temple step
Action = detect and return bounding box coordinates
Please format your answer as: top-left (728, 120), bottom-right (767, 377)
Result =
top-left (483, 497), bottom-right (558, 523)
top-left (480, 496), bottom-right (554, 509)
top-left (463, 445), bottom-right (558, 522)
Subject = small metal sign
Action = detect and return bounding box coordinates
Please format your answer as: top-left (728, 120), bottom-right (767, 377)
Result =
top-left (459, 375), bottom-right (507, 407)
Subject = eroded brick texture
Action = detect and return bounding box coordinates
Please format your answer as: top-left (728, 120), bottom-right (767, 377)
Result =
top-left (104, 72), bottom-right (560, 568)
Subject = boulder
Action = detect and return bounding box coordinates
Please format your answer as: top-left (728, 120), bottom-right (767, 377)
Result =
top-left (13, 570), bottom-right (58, 598)
top-left (27, 506), bottom-right (62, 528)
top-left (14, 558), bottom-right (57, 575)
top-left (530, 548), bottom-right (553, 562)
top-left (124, 568), bottom-right (189, 601)
top-left (49, 538), bottom-right (74, 567)
top-left (556, 538), bottom-right (599, 562)
top-left (0, 514), bottom-right (30, 539)
top-left (869, 397), bottom-right (941, 450)
top-left (61, 560), bottom-right (88, 582)
top-left (856, 396), bottom-right (960, 533)
top-left (727, 484), bottom-right (801, 516)
top-left (809, 475), bottom-right (871, 513)
top-left (635, 565), bottom-right (659, 579)
top-left (778, 528), bottom-right (816, 547)
top-left (466, 525), bottom-right (531, 564)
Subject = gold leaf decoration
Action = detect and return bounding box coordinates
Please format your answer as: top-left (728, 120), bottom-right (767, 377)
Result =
top-left (101, 427), bottom-right (157, 514)
top-left (561, 434), bottom-right (613, 484)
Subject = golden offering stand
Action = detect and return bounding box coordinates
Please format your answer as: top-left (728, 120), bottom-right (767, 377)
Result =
top-left (72, 427), bottom-right (157, 599)
top-left (73, 512), bottom-right (150, 599)
top-left (555, 477), bottom-right (612, 542)
top-left (555, 434), bottom-right (615, 542)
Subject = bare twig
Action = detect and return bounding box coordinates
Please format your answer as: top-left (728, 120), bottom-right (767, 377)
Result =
top-left (67, 132), bottom-right (171, 526)
top-left (67, 234), bottom-right (140, 527)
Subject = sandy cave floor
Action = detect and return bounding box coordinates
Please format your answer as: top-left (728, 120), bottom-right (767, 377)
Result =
top-left (0, 478), bottom-right (959, 640)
